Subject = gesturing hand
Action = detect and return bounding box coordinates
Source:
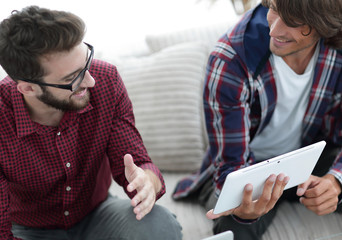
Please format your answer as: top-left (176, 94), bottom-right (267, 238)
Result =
top-left (124, 154), bottom-right (160, 220)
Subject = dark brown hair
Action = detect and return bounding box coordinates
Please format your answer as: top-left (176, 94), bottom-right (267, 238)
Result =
top-left (0, 6), bottom-right (86, 82)
top-left (262, 0), bottom-right (342, 49)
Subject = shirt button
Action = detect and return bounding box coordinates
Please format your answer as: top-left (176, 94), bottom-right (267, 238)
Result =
top-left (64, 211), bottom-right (69, 216)
top-left (57, 132), bottom-right (61, 136)
top-left (66, 163), bottom-right (71, 168)
top-left (66, 186), bottom-right (71, 191)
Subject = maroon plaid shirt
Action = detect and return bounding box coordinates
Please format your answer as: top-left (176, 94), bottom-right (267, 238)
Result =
top-left (0, 59), bottom-right (165, 239)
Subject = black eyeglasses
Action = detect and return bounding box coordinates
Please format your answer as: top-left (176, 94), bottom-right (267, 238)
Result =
top-left (18, 42), bottom-right (94, 92)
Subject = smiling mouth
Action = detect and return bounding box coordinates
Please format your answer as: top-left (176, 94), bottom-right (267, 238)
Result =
top-left (274, 37), bottom-right (291, 43)
top-left (73, 88), bottom-right (87, 97)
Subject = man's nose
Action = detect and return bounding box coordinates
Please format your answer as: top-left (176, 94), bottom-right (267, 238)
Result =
top-left (80, 71), bottom-right (95, 89)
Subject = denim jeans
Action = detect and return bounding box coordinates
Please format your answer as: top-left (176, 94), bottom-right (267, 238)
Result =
top-left (12, 194), bottom-right (182, 240)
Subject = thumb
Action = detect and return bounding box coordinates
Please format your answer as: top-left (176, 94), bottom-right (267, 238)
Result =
top-left (206, 209), bottom-right (233, 220)
top-left (124, 154), bottom-right (138, 181)
top-left (124, 154), bottom-right (135, 169)
top-left (297, 176), bottom-right (314, 196)
top-left (206, 209), bottom-right (216, 219)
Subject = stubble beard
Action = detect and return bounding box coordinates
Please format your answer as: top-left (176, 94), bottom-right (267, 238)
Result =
top-left (37, 87), bottom-right (90, 112)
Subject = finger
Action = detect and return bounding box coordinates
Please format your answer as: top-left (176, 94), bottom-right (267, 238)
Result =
top-left (134, 194), bottom-right (155, 220)
top-left (273, 174), bottom-right (289, 196)
top-left (258, 174), bottom-right (276, 205)
top-left (300, 186), bottom-right (335, 207)
top-left (266, 174), bottom-right (289, 210)
top-left (206, 209), bottom-right (233, 219)
top-left (301, 197), bottom-right (338, 215)
top-left (303, 178), bottom-right (332, 198)
top-left (127, 172), bottom-right (144, 193)
top-left (303, 186), bottom-right (322, 199)
top-left (232, 184), bottom-right (254, 219)
top-left (206, 209), bottom-right (216, 219)
top-left (297, 175), bottom-right (318, 196)
top-left (131, 181), bottom-right (154, 219)
top-left (271, 173), bottom-right (285, 195)
top-left (131, 183), bottom-right (149, 207)
top-left (240, 183), bottom-right (253, 207)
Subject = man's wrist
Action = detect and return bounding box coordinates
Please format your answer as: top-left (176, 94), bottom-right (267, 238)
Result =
top-left (144, 169), bottom-right (162, 195)
top-left (324, 174), bottom-right (342, 195)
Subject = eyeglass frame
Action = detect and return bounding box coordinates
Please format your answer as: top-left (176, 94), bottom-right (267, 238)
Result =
top-left (17, 42), bottom-right (94, 92)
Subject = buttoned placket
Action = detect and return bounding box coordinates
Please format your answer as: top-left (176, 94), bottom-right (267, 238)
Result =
top-left (56, 130), bottom-right (73, 220)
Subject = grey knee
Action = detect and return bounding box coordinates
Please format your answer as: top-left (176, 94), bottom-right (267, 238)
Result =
top-left (129, 204), bottom-right (183, 240)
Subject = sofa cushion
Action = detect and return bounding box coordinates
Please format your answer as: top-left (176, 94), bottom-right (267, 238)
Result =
top-left (0, 65), bottom-right (7, 80)
top-left (113, 42), bottom-right (209, 172)
top-left (145, 21), bottom-right (233, 54)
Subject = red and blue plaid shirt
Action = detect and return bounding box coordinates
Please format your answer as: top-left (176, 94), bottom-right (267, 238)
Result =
top-left (0, 59), bottom-right (165, 239)
top-left (173, 4), bottom-right (342, 200)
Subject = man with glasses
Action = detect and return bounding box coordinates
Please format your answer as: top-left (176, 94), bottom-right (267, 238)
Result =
top-left (0, 6), bottom-right (182, 240)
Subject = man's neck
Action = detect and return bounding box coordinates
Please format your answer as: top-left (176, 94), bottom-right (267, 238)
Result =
top-left (23, 95), bottom-right (64, 127)
top-left (283, 55), bottom-right (313, 75)
top-left (282, 43), bottom-right (318, 75)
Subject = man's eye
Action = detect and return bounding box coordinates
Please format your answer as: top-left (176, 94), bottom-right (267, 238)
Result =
top-left (65, 76), bottom-right (76, 82)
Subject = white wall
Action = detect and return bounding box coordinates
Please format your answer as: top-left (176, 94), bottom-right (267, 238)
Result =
top-left (1, 0), bottom-right (239, 58)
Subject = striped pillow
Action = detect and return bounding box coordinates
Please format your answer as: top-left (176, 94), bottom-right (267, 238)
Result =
top-left (114, 42), bottom-right (209, 172)
top-left (145, 21), bottom-right (233, 54)
top-left (0, 65), bottom-right (7, 80)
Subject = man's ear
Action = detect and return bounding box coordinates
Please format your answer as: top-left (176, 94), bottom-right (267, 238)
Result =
top-left (17, 82), bottom-right (39, 96)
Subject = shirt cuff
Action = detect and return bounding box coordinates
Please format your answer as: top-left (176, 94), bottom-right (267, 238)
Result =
top-left (231, 214), bottom-right (259, 224)
top-left (328, 169), bottom-right (342, 204)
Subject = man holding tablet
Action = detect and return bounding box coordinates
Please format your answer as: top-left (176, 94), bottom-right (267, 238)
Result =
top-left (173, 0), bottom-right (342, 239)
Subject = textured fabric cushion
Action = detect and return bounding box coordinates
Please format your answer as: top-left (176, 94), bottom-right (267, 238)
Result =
top-left (113, 42), bottom-right (209, 172)
top-left (145, 21), bottom-right (233, 53)
top-left (0, 65), bottom-right (7, 80)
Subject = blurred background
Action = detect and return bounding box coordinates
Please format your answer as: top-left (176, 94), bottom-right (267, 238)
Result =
top-left (0, 0), bottom-right (258, 57)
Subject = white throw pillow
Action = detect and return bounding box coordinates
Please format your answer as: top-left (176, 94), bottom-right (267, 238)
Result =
top-left (113, 42), bottom-right (209, 172)
top-left (145, 21), bottom-right (234, 54)
top-left (0, 65), bottom-right (7, 80)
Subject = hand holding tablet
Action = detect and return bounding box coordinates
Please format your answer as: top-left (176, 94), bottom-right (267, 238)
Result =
top-left (212, 141), bottom-right (326, 215)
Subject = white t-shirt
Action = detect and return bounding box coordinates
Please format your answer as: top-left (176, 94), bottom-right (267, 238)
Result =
top-left (250, 46), bottom-right (319, 161)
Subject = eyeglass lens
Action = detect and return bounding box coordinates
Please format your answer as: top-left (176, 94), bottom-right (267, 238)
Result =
top-left (72, 47), bottom-right (93, 92)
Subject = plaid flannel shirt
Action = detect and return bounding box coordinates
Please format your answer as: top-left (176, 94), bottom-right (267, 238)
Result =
top-left (173, 4), bottom-right (342, 200)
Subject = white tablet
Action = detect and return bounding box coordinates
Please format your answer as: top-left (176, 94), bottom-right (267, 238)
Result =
top-left (213, 141), bottom-right (326, 214)
top-left (202, 230), bottom-right (234, 240)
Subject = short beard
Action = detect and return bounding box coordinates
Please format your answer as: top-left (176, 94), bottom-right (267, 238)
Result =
top-left (37, 86), bottom-right (90, 112)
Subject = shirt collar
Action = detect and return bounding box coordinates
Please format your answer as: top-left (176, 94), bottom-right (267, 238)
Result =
top-left (12, 86), bottom-right (36, 138)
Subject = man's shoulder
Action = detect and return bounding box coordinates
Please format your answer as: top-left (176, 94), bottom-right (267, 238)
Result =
top-left (323, 45), bottom-right (342, 64)
top-left (0, 78), bottom-right (15, 126)
top-left (89, 59), bottom-right (123, 91)
top-left (89, 59), bottom-right (118, 76)
top-left (88, 59), bottom-right (127, 104)
top-left (212, 4), bottom-right (270, 74)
